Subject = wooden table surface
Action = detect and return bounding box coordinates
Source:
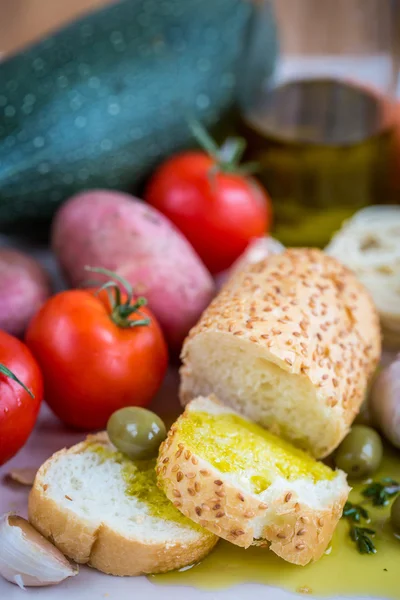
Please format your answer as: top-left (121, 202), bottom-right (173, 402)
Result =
top-left (0, 0), bottom-right (114, 57)
top-left (0, 0), bottom-right (397, 59)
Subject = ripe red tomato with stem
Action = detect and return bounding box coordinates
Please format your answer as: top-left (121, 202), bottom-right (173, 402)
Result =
top-left (0, 331), bottom-right (43, 466)
top-left (145, 122), bottom-right (272, 274)
top-left (25, 268), bottom-right (168, 430)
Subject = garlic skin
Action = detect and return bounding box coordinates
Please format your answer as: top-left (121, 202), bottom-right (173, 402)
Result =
top-left (0, 513), bottom-right (78, 587)
top-left (369, 355), bottom-right (400, 448)
top-left (216, 236), bottom-right (284, 289)
top-left (8, 468), bottom-right (37, 486)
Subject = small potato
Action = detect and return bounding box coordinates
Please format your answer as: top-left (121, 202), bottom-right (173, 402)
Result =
top-left (0, 249), bottom-right (51, 337)
top-left (51, 190), bottom-right (215, 348)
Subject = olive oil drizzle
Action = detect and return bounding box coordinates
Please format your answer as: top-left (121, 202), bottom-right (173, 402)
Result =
top-left (151, 445), bottom-right (400, 598)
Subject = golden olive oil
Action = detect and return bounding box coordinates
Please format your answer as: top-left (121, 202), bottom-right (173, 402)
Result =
top-left (240, 78), bottom-right (397, 247)
top-left (89, 444), bottom-right (200, 527)
top-left (177, 410), bottom-right (335, 491)
top-left (151, 445), bottom-right (400, 598)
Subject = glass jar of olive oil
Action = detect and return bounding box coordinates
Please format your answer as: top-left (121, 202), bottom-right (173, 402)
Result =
top-left (239, 0), bottom-right (400, 246)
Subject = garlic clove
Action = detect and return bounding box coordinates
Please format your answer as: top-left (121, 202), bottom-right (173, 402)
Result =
top-left (0, 513), bottom-right (78, 587)
top-left (369, 355), bottom-right (400, 448)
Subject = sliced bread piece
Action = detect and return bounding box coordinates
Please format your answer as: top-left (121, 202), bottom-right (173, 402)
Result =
top-left (157, 396), bottom-right (349, 566)
top-left (28, 433), bottom-right (217, 576)
top-left (180, 248), bottom-right (381, 458)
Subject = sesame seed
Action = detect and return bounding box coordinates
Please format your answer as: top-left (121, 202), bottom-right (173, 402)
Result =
top-left (285, 492), bottom-right (292, 503)
top-left (173, 501), bottom-right (182, 508)
top-left (296, 543), bottom-right (306, 550)
top-left (200, 470), bottom-right (209, 476)
top-left (173, 489), bottom-right (181, 498)
top-left (188, 488), bottom-right (196, 496)
top-left (195, 482), bottom-right (201, 492)
top-left (65, 495), bottom-right (72, 501)
top-left (186, 472), bottom-right (196, 479)
top-left (277, 533), bottom-right (286, 539)
top-left (215, 490), bottom-right (225, 498)
top-left (162, 457), bottom-right (169, 464)
top-left (258, 503), bottom-right (268, 510)
top-left (171, 465), bottom-right (179, 473)
top-left (216, 511), bottom-right (225, 518)
top-left (238, 493), bottom-right (245, 502)
top-left (300, 516), bottom-right (308, 523)
top-left (244, 510), bottom-right (255, 518)
top-left (195, 507), bottom-right (202, 516)
top-left (184, 450), bottom-right (191, 460)
top-left (297, 529), bottom-right (306, 536)
top-left (176, 472), bottom-right (183, 482)
top-left (191, 456), bottom-right (198, 465)
top-left (214, 480), bottom-right (223, 486)
top-left (232, 529), bottom-right (245, 536)
top-left (318, 518), bottom-right (325, 527)
top-left (213, 503), bottom-right (221, 510)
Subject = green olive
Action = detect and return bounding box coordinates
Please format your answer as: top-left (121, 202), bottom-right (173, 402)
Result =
top-left (107, 407), bottom-right (167, 460)
top-left (391, 495), bottom-right (400, 534)
top-left (334, 425), bottom-right (383, 479)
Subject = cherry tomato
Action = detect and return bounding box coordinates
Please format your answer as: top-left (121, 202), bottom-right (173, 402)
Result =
top-left (0, 331), bottom-right (43, 466)
top-left (145, 129), bottom-right (272, 274)
top-left (25, 273), bottom-right (168, 430)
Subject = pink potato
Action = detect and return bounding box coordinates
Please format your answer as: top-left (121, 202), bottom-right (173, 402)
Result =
top-left (0, 249), bottom-right (51, 337)
top-left (51, 190), bottom-right (215, 349)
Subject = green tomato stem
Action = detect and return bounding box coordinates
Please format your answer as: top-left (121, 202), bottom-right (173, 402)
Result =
top-left (84, 266), bottom-right (151, 329)
top-left (188, 119), bottom-right (259, 176)
top-left (0, 364), bottom-right (34, 398)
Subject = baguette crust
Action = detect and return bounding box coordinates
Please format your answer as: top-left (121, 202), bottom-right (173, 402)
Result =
top-left (180, 248), bottom-right (381, 457)
top-left (157, 402), bottom-right (348, 566)
top-left (28, 433), bottom-right (217, 577)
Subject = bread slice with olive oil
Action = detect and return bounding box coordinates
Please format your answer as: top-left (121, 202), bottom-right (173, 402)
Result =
top-left (157, 396), bottom-right (350, 566)
top-left (28, 433), bottom-right (217, 576)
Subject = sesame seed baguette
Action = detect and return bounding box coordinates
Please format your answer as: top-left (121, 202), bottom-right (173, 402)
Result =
top-left (180, 248), bottom-right (381, 458)
top-left (28, 433), bottom-right (217, 577)
top-left (157, 397), bottom-right (349, 566)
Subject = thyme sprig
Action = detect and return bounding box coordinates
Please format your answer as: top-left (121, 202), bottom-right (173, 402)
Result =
top-left (361, 478), bottom-right (400, 507)
top-left (350, 526), bottom-right (377, 555)
top-left (342, 501), bottom-right (376, 554)
top-left (343, 501), bottom-right (369, 523)
top-left (342, 478), bottom-right (400, 555)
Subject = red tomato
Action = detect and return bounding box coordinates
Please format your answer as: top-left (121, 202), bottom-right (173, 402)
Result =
top-left (25, 286), bottom-right (168, 430)
top-left (145, 151), bottom-right (271, 274)
top-left (0, 331), bottom-right (43, 466)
